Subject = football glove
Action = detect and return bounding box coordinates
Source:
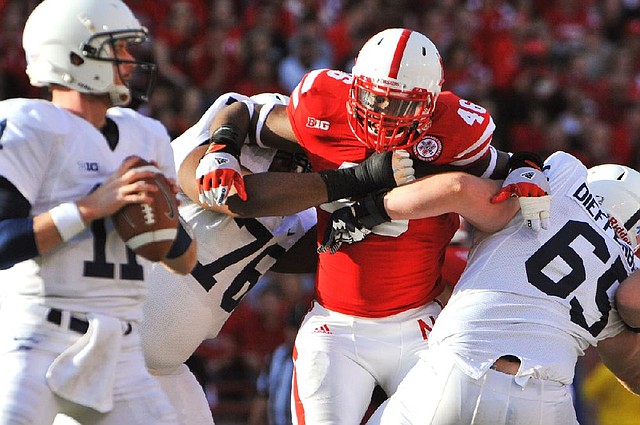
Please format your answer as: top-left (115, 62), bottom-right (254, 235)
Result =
top-left (318, 206), bottom-right (371, 254)
top-left (318, 191), bottom-right (390, 254)
top-left (491, 153), bottom-right (550, 231)
top-left (196, 125), bottom-right (246, 207)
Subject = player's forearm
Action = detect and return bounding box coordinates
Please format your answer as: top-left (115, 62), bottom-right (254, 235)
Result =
top-left (160, 238), bottom-right (197, 275)
top-left (383, 172), bottom-right (518, 232)
top-left (224, 172), bottom-right (328, 217)
top-left (207, 101), bottom-right (252, 151)
top-left (597, 330), bottom-right (640, 394)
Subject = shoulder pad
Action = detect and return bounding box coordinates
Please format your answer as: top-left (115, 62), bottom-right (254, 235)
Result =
top-left (0, 99), bottom-right (78, 137)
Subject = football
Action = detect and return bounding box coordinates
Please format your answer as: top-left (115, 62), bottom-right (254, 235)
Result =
top-left (112, 157), bottom-right (179, 262)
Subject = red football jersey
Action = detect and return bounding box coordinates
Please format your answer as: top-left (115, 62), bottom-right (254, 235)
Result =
top-left (287, 69), bottom-right (496, 318)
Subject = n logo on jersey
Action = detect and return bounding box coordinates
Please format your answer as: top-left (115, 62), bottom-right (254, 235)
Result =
top-left (306, 117), bottom-right (330, 130)
top-left (412, 135), bottom-right (442, 162)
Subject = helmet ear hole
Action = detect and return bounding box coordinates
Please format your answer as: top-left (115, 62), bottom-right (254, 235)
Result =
top-left (70, 53), bottom-right (84, 66)
top-left (22, 0), bottom-right (157, 106)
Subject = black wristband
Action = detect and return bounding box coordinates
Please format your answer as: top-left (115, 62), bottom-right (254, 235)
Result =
top-left (508, 152), bottom-right (544, 172)
top-left (209, 124), bottom-right (242, 158)
top-left (354, 190), bottom-right (391, 229)
top-left (319, 151), bottom-right (395, 202)
top-left (166, 223), bottom-right (192, 259)
top-left (319, 167), bottom-right (359, 202)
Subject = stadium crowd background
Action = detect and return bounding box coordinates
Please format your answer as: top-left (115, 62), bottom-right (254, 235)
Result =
top-left (2, 0), bottom-right (640, 424)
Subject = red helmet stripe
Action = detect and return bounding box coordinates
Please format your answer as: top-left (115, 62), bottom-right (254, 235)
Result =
top-left (389, 29), bottom-right (412, 78)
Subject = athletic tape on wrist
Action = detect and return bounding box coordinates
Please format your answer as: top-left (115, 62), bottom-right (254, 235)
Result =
top-left (49, 202), bottom-right (86, 242)
top-left (354, 191), bottom-right (390, 229)
top-left (507, 152), bottom-right (544, 172)
top-left (209, 125), bottom-right (242, 158)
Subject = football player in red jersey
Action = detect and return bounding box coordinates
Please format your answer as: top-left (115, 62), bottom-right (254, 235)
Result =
top-left (182, 28), bottom-right (550, 425)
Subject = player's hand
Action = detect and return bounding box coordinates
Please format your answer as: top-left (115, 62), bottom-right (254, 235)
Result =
top-left (77, 156), bottom-right (160, 221)
top-left (318, 206), bottom-right (371, 254)
top-left (195, 144), bottom-right (247, 206)
top-left (491, 166), bottom-right (551, 231)
top-left (392, 150), bottom-right (415, 186)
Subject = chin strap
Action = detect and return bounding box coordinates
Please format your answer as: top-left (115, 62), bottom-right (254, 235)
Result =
top-left (109, 85), bottom-right (131, 106)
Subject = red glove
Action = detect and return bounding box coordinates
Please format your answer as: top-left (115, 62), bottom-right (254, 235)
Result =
top-left (491, 165), bottom-right (551, 231)
top-left (196, 143), bottom-right (247, 206)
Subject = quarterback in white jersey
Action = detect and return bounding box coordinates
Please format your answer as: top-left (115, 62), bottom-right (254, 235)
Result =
top-left (140, 92), bottom-right (317, 425)
top-left (0, 1), bottom-right (196, 424)
top-left (361, 151), bottom-right (640, 424)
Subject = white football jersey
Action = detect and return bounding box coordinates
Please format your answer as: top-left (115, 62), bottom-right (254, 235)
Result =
top-left (141, 93), bottom-right (317, 370)
top-left (430, 151), bottom-right (639, 386)
top-left (0, 98), bottom-right (175, 321)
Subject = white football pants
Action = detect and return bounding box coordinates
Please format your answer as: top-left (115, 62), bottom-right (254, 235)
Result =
top-left (292, 301), bottom-right (442, 425)
top-left (366, 349), bottom-right (578, 425)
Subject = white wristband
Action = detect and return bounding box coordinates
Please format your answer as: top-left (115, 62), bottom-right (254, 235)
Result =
top-left (49, 202), bottom-right (86, 242)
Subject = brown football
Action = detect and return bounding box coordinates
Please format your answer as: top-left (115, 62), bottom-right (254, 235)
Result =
top-left (112, 157), bottom-right (179, 262)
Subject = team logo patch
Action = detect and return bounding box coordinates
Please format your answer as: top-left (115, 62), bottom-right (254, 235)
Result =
top-left (412, 136), bottom-right (442, 162)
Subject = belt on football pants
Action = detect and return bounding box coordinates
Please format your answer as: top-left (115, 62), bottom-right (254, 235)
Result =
top-left (46, 308), bottom-right (132, 336)
top-left (490, 355), bottom-right (520, 375)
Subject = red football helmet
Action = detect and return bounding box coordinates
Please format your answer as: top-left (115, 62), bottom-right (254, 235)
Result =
top-left (348, 28), bottom-right (444, 152)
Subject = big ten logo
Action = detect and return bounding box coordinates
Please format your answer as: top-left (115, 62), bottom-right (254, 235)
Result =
top-left (306, 117), bottom-right (330, 130)
top-left (78, 161), bottom-right (100, 172)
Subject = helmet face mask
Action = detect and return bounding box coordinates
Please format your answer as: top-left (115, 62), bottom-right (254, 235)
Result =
top-left (587, 164), bottom-right (640, 255)
top-left (23, 0), bottom-right (157, 106)
top-left (348, 28), bottom-right (444, 152)
top-left (80, 29), bottom-right (157, 104)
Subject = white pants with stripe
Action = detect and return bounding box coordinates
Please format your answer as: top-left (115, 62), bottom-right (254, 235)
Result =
top-left (292, 301), bottom-right (442, 425)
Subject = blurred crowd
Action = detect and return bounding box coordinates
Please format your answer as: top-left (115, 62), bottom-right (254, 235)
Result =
top-left (4, 0), bottom-right (640, 169)
top-left (3, 0), bottom-right (640, 423)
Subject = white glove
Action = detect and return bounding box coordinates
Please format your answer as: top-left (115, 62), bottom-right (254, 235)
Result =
top-left (195, 145), bottom-right (247, 207)
top-left (491, 166), bottom-right (551, 231)
top-left (392, 150), bottom-right (415, 186)
top-left (518, 195), bottom-right (551, 231)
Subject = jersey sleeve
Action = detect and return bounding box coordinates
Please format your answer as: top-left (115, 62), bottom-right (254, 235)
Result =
top-left (416, 92), bottom-right (497, 175)
top-left (0, 100), bottom-right (59, 204)
top-left (171, 92), bottom-right (254, 170)
top-left (286, 69), bottom-right (330, 151)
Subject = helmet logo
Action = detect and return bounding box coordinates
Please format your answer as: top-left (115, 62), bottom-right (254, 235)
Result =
top-left (412, 135), bottom-right (442, 162)
top-left (609, 215), bottom-right (634, 247)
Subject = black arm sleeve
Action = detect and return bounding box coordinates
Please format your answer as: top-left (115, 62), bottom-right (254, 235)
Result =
top-left (0, 176), bottom-right (30, 220)
top-left (0, 176), bottom-right (38, 269)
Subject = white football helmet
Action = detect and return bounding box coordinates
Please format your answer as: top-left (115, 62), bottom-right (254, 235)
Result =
top-left (348, 28), bottom-right (444, 152)
top-left (22, 0), bottom-right (157, 106)
top-left (587, 164), bottom-right (640, 254)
